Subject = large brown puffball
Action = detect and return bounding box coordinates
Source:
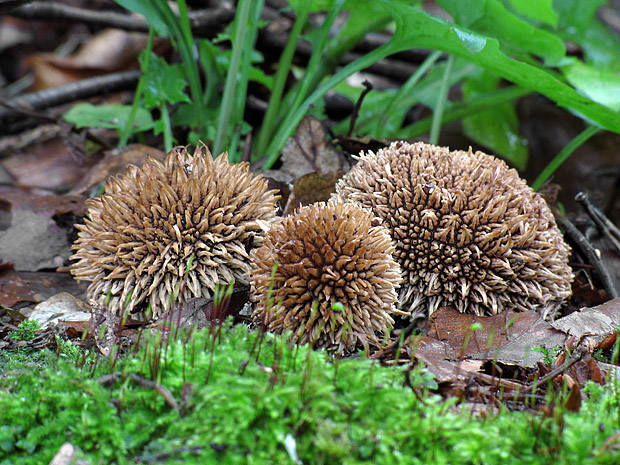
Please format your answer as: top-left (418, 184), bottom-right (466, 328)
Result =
top-left (334, 141), bottom-right (573, 319)
top-left (71, 143), bottom-right (279, 319)
top-left (250, 201), bottom-right (403, 353)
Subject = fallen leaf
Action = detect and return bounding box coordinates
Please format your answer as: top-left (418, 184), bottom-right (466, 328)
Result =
top-left (426, 307), bottom-right (538, 354)
top-left (282, 172), bottom-right (342, 216)
top-left (28, 292), bottom-right (91, 328)
top-left (0, 190), bottom-right (84, 271)
top-left (28, 29), bottom-right (169, 90)
top-left (70, 144), bottom-right (166, 195)
top-left (552, 297), bottom-right (620, 347)
top-left (280, 115), bottom-right (350, 180)
top-left (1, 137), bottom-right (91, 190)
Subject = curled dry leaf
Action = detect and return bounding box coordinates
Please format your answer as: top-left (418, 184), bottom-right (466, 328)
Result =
top-left (280, 115), bottom-right (350, 180)
top-left (70, 144), bottom-right (166, 195)
top-left (282, 172), bottom-right (342, 216)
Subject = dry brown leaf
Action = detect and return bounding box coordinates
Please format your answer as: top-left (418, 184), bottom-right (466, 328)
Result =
top-left (70, 144), bottom-right (166, 195)
top-left (0, 190), bottom-right (84, 271)
top-left (425, 306), bottom-right (548, 359)
top-left (552, 297), bottom-right (620, 347)
top-left (28, 29), bottom-right (169, 90)
top-left (282, 172), bottom-right (342, 216)
top-left (1, 138), bottom-right (90, 190)
top-left (280, 115), bottom-right (350, 180)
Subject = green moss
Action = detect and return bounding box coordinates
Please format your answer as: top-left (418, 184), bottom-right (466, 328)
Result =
top-left (1, 322), bottom-right (619, 464)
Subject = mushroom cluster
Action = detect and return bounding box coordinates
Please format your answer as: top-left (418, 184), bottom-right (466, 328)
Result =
top-left (250, 201), bottom-right (403, 353)
top-left (71, 143), bottom-right (279, 319)
top-left (334, 141), bottom-right (573, 319)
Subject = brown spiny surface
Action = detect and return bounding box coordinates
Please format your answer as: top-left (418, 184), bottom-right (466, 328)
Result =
top-left (334, 141), bottom-right (573, 319)
top-left (250, 201), bottom-right (403, 353)
top-left (71, 143), bottom-right (279, 319)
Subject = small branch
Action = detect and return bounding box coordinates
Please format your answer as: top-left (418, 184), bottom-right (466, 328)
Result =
top-left (347, 80), bottom-right (373, 138)
top-left (575, 191), bottom-right (620, 255)
top-left (522, 349), bottom-right (585, 394)
top-left (555, 213), bottom-right (619, 299)
top-left (97, 372), bottom-right (179, 409)
top-left (0, 70), bottom-right (141, 124)
top-left (8, 3), bottom-right (234, 35)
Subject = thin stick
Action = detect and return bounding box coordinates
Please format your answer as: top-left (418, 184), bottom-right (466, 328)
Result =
top-left (97, 372), bottom-right (179, 409)
top-left (347, 80), bottom-right (373, 138)
top-left (555, 214), bottom-right (619, 299)
top-left (8, 2), bottom-right (234, 34)
top-left (0, 71), bottom-right (141, 123)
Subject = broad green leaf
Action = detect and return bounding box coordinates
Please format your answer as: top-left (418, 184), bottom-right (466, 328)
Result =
top-left (215, 52), bottom-right (274, 90)
top-left (64, 103), bottom-right (154, 131)
top-left (437, 0), bottom-right (565, 65)
top-left (291, 0), bottom-right (421, 52)
top-left (381, 1), bottom-right (620, 133)
top-left (462, 70), bottom-right (527, 169)
top-left (263, 0), bottom-right (620, 167)
top-left (504, 0), bottom-right (557, 27)
top-left (553, 0), bottom-right (620, 66)
top-left (553, 0), bottom-right (605, 33)
top-left (140, 54), bottom-right (191, 109)
top-left (562, 59), bottom-right (620, 112)
top-left (114, 0), bottom-right (168, 36)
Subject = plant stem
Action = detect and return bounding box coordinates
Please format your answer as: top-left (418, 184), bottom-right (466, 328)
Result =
top-left (376, 50), bottom-right (442, 137)
top-left (118, 31), bottom-right (154, 146)
top-left (255, 2), bottom-right (310, 157)
top-left (531, 125), bottom-right (601, 191)
top-left (214, 0), bottom-right (254, 157)
top-left (262, 36), bottom-right (397, 169)
top-left (429, 54), bottom-right (454, 145)
top-left (160, 102), bottom-right (172, 152)
top-left (399, 85), bottom-right (531, 138)
top-left (153, 0), bottom-right (207, 139)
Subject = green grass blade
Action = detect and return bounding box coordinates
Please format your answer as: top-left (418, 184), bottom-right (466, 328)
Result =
top-left (255, 2), bottom-right (311, 157)
top-left (118, 31), bottom-right (154, 147)
top-left (399, 85), bottom-right (532, 138)
top-left (429, 54), bottom-right (454, 145)
top-left (214, 0), bottom-right (256, 157)
top-left (531, 125), bottom-right (601, 191)
top-left (375, 50), bottom-right (442, 137)
top-left (262, 38), bottom-right (397, 169)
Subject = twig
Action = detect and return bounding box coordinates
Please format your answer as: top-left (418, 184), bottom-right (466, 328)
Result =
top-left (555, 213), bottom-right (619, 299)
top-left (7, 3), bottom-right (234, 35)
top-left (575, 191), bottom-right (620, 255)
top-left (0, 70), bottom-right (141, 124)
top-left (347, 80), bottom-right (373, 138)
top-left (97, 372), bottom-right (179, 409)
top-left (0, 0), bottom-right (31, 12)
top-left (521, 349), bottom-right (585, 394)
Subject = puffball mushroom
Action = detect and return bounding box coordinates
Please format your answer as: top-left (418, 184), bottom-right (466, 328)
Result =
top-left (334, 141), bottom-right (573, 319)
top-left (70, 143), bottom-right (279, 320)
top-left (250, 201), bottom-right (403, 353)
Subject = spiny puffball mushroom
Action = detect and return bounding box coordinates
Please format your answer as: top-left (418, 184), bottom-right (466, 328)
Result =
top-left (250, 200), bottom-right (403, 353)
top-left (333, 141), bottom-right (573, 319)
top-left (71, 143), bottom-right (279, 319)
